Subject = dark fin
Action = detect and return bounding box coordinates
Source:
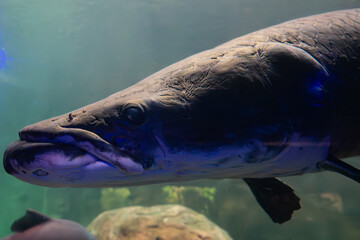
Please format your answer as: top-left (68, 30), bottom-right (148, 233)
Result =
top-left (11, 209), bottom-right (50, 232)
top-left (318, 155), bottom-right (360, 183)
top-left (244, 177), bottom-right (301, 224)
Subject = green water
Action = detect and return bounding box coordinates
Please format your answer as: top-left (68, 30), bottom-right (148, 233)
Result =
top-left (0, 1), bottom-right (360, 239)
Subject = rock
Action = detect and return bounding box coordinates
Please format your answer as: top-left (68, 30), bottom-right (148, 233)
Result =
top-left (87, 204), bottom-right (232, 240)
top-left (320, 192), bottom-right (343, 213)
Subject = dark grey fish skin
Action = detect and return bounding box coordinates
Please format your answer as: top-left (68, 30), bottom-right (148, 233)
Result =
top-left (0, 210), bottom-right (96, 240)
top-left (3, 9), bottom-right (360, 223)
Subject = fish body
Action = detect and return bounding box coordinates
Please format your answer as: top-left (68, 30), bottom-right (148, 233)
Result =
top-left (3, 9), bottom-right (360, 223)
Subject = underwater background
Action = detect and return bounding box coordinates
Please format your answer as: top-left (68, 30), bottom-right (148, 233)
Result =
top-left (1, 0), bottom-right (360, 239)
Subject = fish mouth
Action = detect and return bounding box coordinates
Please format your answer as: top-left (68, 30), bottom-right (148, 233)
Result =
top-left (4, 123), bottom-right (144, 177)
top-left (4, 140), bottom-right (98, 175)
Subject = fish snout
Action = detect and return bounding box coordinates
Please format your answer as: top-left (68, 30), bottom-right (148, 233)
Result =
top-left (19, 118), bottom-right (62, 143)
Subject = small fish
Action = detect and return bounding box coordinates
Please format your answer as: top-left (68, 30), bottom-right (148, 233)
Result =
top-left (0, 209), bottom-right (96, 240)
top-left (3, 9), bottom-right (360, 223)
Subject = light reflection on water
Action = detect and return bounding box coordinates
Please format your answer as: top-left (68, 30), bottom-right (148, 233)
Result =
top-left (0, 48), bottom-right (7, 70)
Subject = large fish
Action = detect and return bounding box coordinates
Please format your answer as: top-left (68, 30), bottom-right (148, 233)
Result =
top-left (3, 9), bottom-right (360, 223)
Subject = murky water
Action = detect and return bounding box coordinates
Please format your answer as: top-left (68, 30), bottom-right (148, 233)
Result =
top-left (1, 1), bottom-right (360, 239)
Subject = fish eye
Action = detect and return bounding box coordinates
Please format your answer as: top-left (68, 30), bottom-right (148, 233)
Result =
top-left (123, 106), bottom-right (145, 125)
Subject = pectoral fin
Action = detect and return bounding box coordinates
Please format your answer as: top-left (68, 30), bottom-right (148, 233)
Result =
top-left (318, 155), bottom-right (360, 183)
top-left (244, 177), bottom-right (301, 224)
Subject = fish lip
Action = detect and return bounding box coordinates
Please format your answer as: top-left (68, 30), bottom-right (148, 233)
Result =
top-left (17, 125), bottom-right (144, 174)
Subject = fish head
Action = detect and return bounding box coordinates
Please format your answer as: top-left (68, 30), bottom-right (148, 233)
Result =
top-left (3, 78), bottom-right (184, 187)
top-left (3, 76), bottom-right (281, 187)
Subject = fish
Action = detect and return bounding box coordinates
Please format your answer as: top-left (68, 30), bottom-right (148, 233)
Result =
top-left (0, 209), bottom-right (96, 240)
top-left (3, 9), bottom-right (360, 223)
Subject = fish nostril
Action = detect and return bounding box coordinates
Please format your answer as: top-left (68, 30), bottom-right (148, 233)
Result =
top-left (32, 169), bottom-right (48, 177)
